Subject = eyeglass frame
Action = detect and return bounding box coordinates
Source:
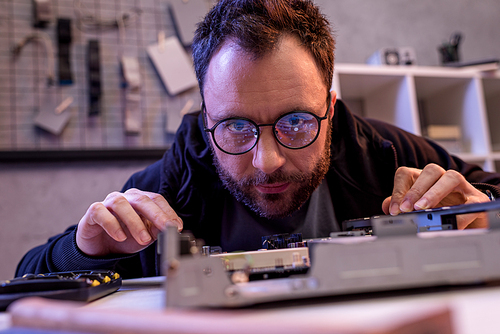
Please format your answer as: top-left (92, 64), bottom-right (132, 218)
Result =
top-left (202, 92), bottom-right (332, 155)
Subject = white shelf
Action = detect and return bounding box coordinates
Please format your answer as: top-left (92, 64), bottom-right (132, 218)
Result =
top-left (482, 77), bottom-right (500, 154)
top-left (333, 63), bottom-right (500, 172)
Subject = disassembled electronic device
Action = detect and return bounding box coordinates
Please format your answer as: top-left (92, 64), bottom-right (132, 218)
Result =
top-left (342, 201), bottom-right (471, 234)
top-left (162, 201), bottom-right (500, 308)
top-left (0, 270), bottom-right (121, 311)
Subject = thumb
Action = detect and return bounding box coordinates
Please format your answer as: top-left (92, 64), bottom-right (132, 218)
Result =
top-left (382, 196), bottom-right (392, 215)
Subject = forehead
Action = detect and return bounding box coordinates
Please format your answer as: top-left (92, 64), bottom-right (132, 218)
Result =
top-left (203, 35), bottom-right (327, 122)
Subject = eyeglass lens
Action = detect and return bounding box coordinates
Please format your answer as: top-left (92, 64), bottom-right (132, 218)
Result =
top-left (214, 119), bottom-right (258, 153)
top-left (275, 113), bottom-right (318, 147)
top-left (213, 112), bottom-right (320, 154)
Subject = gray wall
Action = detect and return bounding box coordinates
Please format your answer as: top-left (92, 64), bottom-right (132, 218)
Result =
top-left (318, 0), bottom-right (500, 66)
top-left (1, 0), bottom-right (500, 280)
top-left (0, 160), bottom-right (155, 280)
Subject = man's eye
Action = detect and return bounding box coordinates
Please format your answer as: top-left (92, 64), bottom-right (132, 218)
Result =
top-left (225, 120), bottom-right (251, 132)
top-left (279, 114), bottom-right (307, 130)
top-left (288, 115), bottom-right (305, 127)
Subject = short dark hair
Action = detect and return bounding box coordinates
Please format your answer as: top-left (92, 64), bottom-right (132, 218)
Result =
top-left (192, 0), bottom-right (335, 99)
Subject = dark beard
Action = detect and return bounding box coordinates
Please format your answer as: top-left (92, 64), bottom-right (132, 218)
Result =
top-left (212, 129), bottom-right (332, 219)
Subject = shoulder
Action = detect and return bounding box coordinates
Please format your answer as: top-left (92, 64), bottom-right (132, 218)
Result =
top-left (121, 112), bottom-right (212, 193)
top-left (333, 100), bottom-right (419, 145)
top-left (121, 160), bottom-right (164, 193)
top-left (121, 112), bottom-right (216, 194)
top-left (332, 100), bottom-right (447, 162)
top-left (159, 112), bottom-right (220, 199)
top-left (167, 111), bottom-right (213, 166)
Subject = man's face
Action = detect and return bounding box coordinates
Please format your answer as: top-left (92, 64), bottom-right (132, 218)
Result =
top-left (203, 35), bottom-right (337, 219)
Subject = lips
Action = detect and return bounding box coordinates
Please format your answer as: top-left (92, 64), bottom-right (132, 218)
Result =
top-left (255, 182), bottom-right (290, 194)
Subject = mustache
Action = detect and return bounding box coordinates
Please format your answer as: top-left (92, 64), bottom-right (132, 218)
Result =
top-left (239, 169), bottom-right (307, 187)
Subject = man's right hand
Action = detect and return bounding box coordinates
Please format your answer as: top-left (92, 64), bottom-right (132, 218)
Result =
top-left (76, 188), bottom-right (183, 257)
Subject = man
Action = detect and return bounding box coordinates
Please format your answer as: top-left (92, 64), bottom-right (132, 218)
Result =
top-left (17, 0), bottom-right (500, 278)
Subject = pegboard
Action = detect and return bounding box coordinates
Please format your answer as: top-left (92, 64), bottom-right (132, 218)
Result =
top-left (0, 0), bottom-right (211, 157)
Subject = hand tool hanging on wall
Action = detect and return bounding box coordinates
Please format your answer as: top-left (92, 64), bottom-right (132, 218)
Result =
top-left (32, 0), bottom-right (52, 28)
top-left (87, 40), bottom-right (101, 116)
top-left (121, 56), bottom-right (142, 135)
top-left (11, 31), bottom-right (55, 86)
top-left (57, 18), bottom-right (73, 85)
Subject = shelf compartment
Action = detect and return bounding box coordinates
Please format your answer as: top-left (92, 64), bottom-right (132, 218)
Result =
top-left (334, 72), bottom-right (419, 135)
top-left (414, 76), bottom-right (490, 156)
top-left (482, 77), bottom-right (500, 153)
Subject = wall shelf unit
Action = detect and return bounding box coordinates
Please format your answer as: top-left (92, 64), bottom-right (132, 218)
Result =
top-left (333, 64), bottom-right (500, 172)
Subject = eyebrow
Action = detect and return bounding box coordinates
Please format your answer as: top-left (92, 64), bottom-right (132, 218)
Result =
top-left (206, 111), bottom-right (245, 123)
top-left (205, 104), bottom-right (322, 124)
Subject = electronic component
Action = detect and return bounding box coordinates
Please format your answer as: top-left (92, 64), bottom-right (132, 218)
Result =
top-left (342, 203), bottom-right (467, 234)
top-left (121, 56), bottom-right (142, 134)
top-left (0, 270), bottom-right (121, 311)
top-left (261, 233), bottom-right (303, 249)
top-left (87, 40), bottom-right (101, 116)
top-left (32, 0), bottom-right (52, 28)
top-left (57, 18), bottom-right (73, 85)
top-left (163, 200), bottom-right (500, 308)
top-left (212, 247), bottom-right (310, 282)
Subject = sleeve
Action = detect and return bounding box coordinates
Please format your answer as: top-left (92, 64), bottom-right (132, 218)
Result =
top-left (15, 227), bottom-right (138, 278)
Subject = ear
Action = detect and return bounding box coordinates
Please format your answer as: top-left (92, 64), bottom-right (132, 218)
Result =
top-left (328, 90), bottom-right (337, 120)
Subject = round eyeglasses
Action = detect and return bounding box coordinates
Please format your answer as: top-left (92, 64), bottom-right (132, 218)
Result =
top-left (203, 93), bottom-right (331, 155)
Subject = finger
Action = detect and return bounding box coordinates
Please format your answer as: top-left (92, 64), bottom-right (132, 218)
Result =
top-left (83, 202), bottom-right (127, 242)
top-left (413, 169), bottom-right (465, 210)
top-left (389, 167), bottom-right (421, 215)
top-left (382, 197), bottom-right (392, 215)
top-left (124, 189), bottom-right (183, 232)
top-left (140, 216), bottom-right (164, 241)
top-left (414, 170), bottom-right (489, 229)
top-left (399, 164), bottom-right (445, 212)
top-left (458, 212), bottom-right (488, 229)
top-left (138, 190), bottom-right (183, 231)
top-left (104, 192), bottom-right (153, 245)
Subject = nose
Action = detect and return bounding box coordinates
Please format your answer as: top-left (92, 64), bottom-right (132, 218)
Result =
top-left (252, 128), bottom-right (286, 174)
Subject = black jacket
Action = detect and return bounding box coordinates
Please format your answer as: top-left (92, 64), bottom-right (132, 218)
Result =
top-left (16, 101), bottom-right (500, 278)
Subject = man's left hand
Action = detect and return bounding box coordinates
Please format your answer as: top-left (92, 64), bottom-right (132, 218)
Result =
top-left (382, 163), bottom-right (490, 229)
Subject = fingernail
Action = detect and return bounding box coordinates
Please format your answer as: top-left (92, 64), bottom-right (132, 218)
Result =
top-left (172, 219), bottom-right (183, 232)
top-left (390, 203), bottom-right (400, 215)
top-left (116, 230), bottom-right (127, 242)
top-left (400, 200), bottom-right (412, 212)
top-left (415, 198), bottom-right (429, 210)
top-left (140, 230), bottom-right (151, 243)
